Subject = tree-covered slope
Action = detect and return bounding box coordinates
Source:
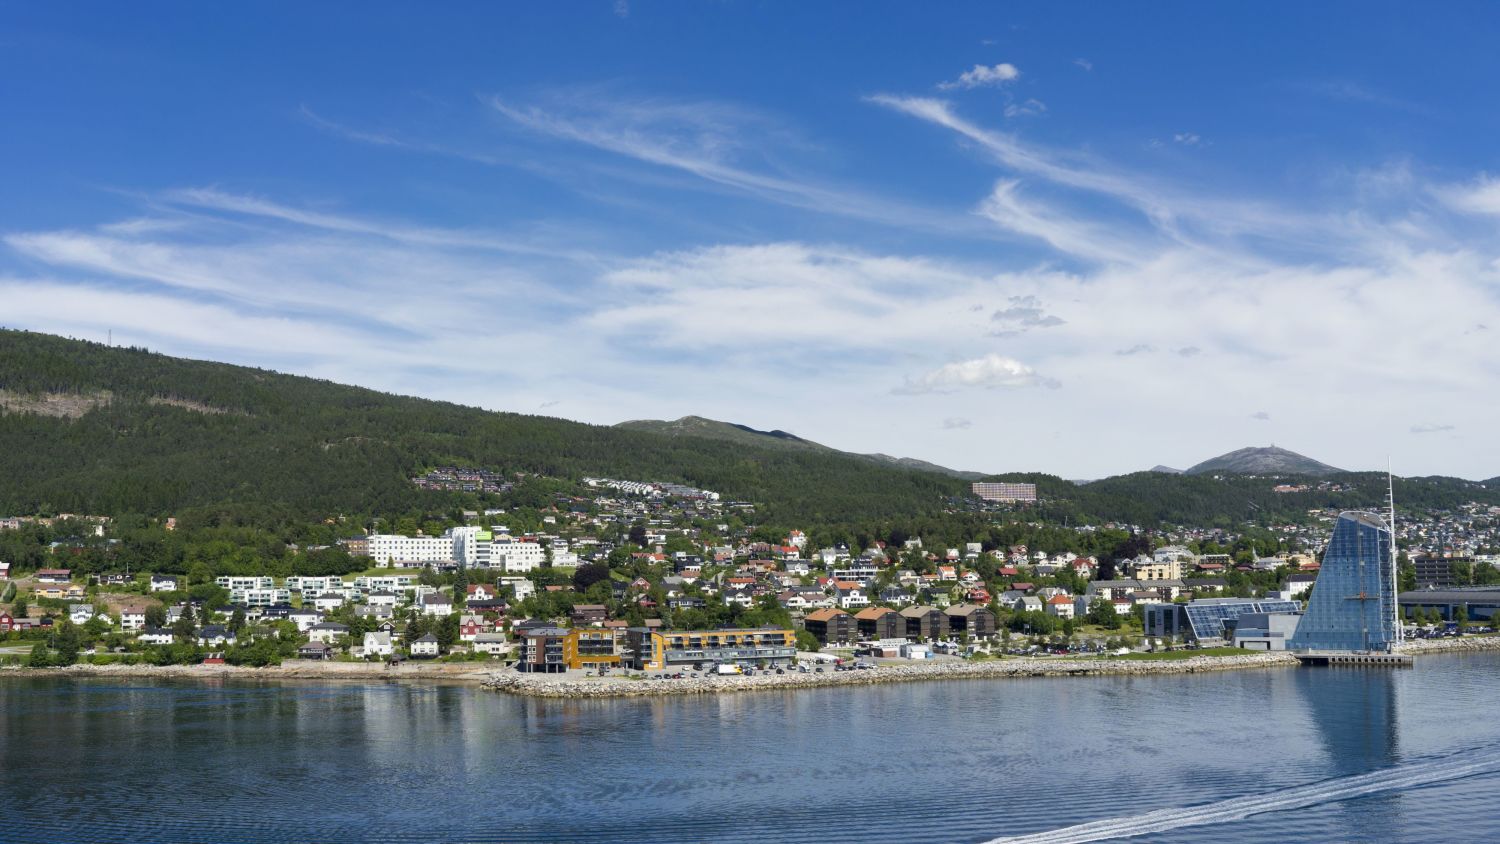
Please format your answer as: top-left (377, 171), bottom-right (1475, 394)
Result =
top-left (617, 415), bottom-right (986, 479)
top-left (0, 331), bottom-right (965, 523)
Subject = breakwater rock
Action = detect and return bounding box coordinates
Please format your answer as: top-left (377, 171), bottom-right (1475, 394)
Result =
top-left (482, 652), bottom-right (1300, 699)
top-left (1399, 634), bottom-right (1500, 655)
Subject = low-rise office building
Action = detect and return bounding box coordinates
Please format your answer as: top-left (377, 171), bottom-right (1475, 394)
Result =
top-left (1143, 598), bottom-right (1301, 643)
top-left (624, 627), bottom-right (795, 671)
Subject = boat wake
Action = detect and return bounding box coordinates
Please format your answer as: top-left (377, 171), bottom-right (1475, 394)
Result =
top-left (981, 748), bottom-right (1500, 844)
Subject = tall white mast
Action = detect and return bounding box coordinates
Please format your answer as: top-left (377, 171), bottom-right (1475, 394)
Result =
top-left (1389, 460), bottom-right (1401, 647)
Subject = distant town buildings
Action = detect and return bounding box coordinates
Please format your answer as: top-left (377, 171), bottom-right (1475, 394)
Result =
top-left (970, 482), bottom-right (1038, 503)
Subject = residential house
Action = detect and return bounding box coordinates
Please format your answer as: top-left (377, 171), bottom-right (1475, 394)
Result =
top-left (1045, 594), bottom-right (1075, 619)
top-left (138, 627), bottom-right (175, 645)
top-left (410, 633), bottom-right (440, 658)
top-left (33, 583), bottom-right (85, 601)
top-left (571, 604), bottom-right (608, 626)
top-left (363, 631), bottom-right (394, 658)
top-left (944, 604), bottom-right (997, 639)
top-left (120, 609), bottom-right (147, 631)
top-left (472, 632), bottom-right (510, 655)
top-left (149, 575), bottom-right (179, 592)
top-left (297, 641), bottom-right (333, 660)
top-left (307, 622), bottom-right (350, 644)
top-left (1013, 595), bottom-right (1043, 613)
top-left (835, 582), bottom-right (868, 610)
top-left (419, 593), bottom-right (454, 617)
top-left (854, 607), bottom-right (903, 640)
top-left (311, 592), bottom-right (347, 613)
top-left (289, 608), bottom-right (323, 632)
top-left (366, 590), bottom-right (400, 609)
top-left (803, 608), bottom-right (858, 645)
top-left (68, 603), bottom-right (96, 625)
top-left (898, 605), bottom-right (949, 641)
top-left (197, 625), bottom-right (235, 647)
top-left (35, 568), bottom-right (71, 584)
top-left (465, 583), bottom-right (496, 603)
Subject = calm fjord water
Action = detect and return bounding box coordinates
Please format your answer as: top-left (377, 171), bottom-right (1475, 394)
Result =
top-left (4, 653), bottom-right (1500, 844)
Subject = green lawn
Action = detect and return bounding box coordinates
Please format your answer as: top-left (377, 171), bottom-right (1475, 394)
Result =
top-left (1106, 647), bottom-right (1249, 661)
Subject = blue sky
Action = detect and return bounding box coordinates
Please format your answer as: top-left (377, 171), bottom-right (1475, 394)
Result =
top-left (4, 2), bottom-right (1499, 479)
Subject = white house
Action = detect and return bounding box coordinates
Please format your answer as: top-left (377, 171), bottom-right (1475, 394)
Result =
top-left (835, 584), bottom-right (869, 610)
top-left (498, 577), bottom-right (535, 601)
top-left (138, 628), bottom-right (175, 645)
top-left (366, 590), bottom-right (400, 609)
top-left (472, 632), bottom-right (510, 655)
top-left (68, 604), bottom-right (96, 625)
top-left (149, 575), bottom-right (179, 592)
top-left (1045, 595), bottom-right (1075, 619)
top-left (307, 622), bottom-right (350, 644)
top-left (420, 593), bottom-right (454, 617)
top-left (289, 608), bottom-right (323, 632)
top-left (311, 592), bottom-right (346, 612)
top-left (120, 609), bottom-right (147, 631)
top-left (410, 633), bottom-right (440, 657)
top-left (363, 631), bottom-right (394, 658)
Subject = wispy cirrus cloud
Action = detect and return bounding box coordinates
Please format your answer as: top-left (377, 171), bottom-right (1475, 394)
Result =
top-left (482, 91), bottom-right (980, 234)
top-left (1410, 423), bottom-right (1456, 434)
top-left (938, 62), bottom-right (1021, 91)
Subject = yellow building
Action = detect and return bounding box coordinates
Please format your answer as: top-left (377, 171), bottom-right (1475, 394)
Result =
top-left (1134, 559), bottom-right (1182, 581)
top-left (562, 628), bottom-right (621, 670)
top-left (624, 627), bottom-right (796, 671)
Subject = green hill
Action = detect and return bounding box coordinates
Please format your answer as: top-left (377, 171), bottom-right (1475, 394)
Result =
top-left (617, 415), bottom-right (986, 479)
top-left (0, 330), bottom-right (965, 524)
top-left (1185, 445), bottom-right (1344, 476)
top-left (1, 330), bottom-right (1493, 532)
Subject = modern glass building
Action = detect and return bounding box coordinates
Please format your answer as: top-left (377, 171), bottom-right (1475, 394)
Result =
top-left (1143, 598), bottom-right (1300, 642)
top-left (1287, 511), bottom-right (1397, 653)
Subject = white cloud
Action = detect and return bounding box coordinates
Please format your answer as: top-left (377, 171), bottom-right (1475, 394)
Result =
top-left (1005, 98), bottom-right (1048, 118)
top-left (943, 417), bottom-right (973, 430)
top-left (1436, 175), bottom-right (1500, 216)
top-left (939, 63), bottom-right (1021, 91)
top-left (613, 0), bottom-right (629, 18)
top-left (1074, 58), bottom-right (1094, 71)
top-left (1250, 411), bottom-right (1271, 421)
top-left (894, 354), bottom-right (1056, 394)
top-left (1173, 132), bottom-right (1202, 147)
top-left (484, 92), bottom-right (980, 234)
top-left (1410, 423), bottom-right (1456, 434)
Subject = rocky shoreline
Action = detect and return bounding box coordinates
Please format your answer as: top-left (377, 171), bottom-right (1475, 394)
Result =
top-left (4, 636), bottom-right (1494, 689)
top-left (1398, 634), bottom-right (1500, 655)
top-left (481, 651), bottom-right (1302, 698)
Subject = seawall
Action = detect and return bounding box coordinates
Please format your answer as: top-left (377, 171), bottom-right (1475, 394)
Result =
top-left (482, 652), bottom-right (1301, 698)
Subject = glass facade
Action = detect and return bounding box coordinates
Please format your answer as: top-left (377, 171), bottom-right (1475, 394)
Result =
top-left (1288, 511), bottom-right (1397, 653)
top-left (1183, 600), bottom-right (1300, 640)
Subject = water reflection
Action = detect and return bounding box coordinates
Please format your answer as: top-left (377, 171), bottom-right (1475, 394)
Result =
top-left (1294, 666), bottom-right (1401, 839)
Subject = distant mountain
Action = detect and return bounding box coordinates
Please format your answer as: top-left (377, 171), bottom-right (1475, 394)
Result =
top-left (1149, 465), bottom-right (1183, 474)
top-left (1185, 446), bottom-right (1344, 477)
top-left (615, 416), bottom-right (987, 479)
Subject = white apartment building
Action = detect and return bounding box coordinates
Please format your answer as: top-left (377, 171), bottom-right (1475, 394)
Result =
top-left (490, 537), bottom-right (545, 572)
top-left (216, 576), bottom-right (274, 592)
top-left (365, 534), bottom-right (456, 566)
top-left (285, 575), bottom-right (344, 594)
top-left (232, 587), bottom-right (291, 607)
top-left (450, 526), bottom-right (492, 569)
top-left (353, 575), bottom-right (417, 593)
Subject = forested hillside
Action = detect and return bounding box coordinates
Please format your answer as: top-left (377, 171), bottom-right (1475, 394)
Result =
top-left (1, 331), bottom-right (1494, 530)
top-left (0, 331), bottom-right (964, 524)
